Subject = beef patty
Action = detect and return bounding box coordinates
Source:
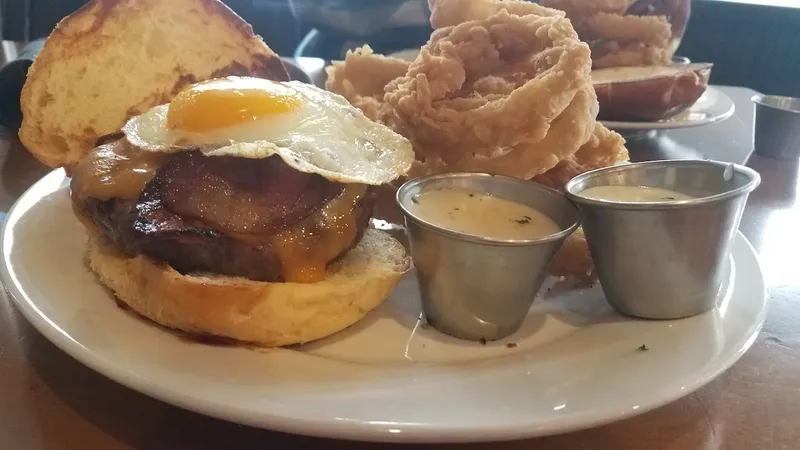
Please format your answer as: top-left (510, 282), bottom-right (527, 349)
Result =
top-left (77, 149), bottom-right (375, 282)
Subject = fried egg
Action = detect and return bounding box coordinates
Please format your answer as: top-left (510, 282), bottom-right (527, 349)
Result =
top-left (122, 76), bottom-right (413, 185)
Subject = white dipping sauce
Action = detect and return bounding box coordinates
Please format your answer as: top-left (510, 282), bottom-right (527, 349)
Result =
top-left (409, 188), bottom-right (560, 239)
top-left (579, 185), bottom-right (693, 202)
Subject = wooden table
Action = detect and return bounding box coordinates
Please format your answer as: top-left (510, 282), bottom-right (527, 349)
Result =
top-left (0, 86), bottom-right (797, 449)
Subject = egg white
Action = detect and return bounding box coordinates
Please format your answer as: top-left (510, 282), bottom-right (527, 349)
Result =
top-left (122, 80), bottom-right (414, 185)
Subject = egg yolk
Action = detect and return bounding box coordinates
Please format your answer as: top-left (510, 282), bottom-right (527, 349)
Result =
top-left (166, 77), bottom-right (301, 133)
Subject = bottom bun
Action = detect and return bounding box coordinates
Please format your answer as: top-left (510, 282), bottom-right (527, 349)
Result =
top-left (88, 229), bottom-right (410, 347)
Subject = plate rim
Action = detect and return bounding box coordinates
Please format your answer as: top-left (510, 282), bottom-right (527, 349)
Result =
top-left (600, 86), bottom-right (737, 131)
top-left (0, 169), bottom-right (768, 443)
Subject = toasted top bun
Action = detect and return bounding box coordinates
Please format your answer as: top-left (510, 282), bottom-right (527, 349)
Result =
top-left (88, 228), bottom-right (410, 347)
top-left (592, 63), bottom-right (712, 121)
top-left (19, 0), bottom-right (289, 169)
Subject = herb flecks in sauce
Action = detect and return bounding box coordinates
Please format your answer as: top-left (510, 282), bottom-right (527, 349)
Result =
top-left (409, 188), bottom-right (560, 239)
top-left (513, 215), bottom-right (534, 225)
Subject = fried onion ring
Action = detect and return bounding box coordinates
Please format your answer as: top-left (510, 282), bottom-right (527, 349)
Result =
top-left (533, 123), bottom-right (628, 190)
top-left (384, 9), bottom-right (594, 178)
top-left (590, 41), bottom-right (672, 69)
top-left (626, 0), bottom-right (691, 38)
top-left (550, 228), bottom-right (596, 281)
top-left (576, 13), bottom-right (672, 47)
top-left (454, 86), bottom-right (598, 178)
top-left (541, 0), bottom-right (688, 68)
top-left (324, 45), bottom-right (408, 123)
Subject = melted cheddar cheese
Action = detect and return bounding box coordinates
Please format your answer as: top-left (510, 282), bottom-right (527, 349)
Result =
top-left (269, 184), bottom-right (367, 283)
top-left (71, 140), bottom-right (168, 202)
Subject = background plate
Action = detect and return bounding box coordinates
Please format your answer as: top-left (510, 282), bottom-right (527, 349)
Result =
top-left (601, 86), bottom-right (736, 131)
top-left (0, 169), bottom-right (767, 443)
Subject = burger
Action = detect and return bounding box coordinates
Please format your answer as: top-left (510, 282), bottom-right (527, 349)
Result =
top-left (17, 0), bottom-right (414, 347)
top-left (72, 77), bottom-right (413, 347)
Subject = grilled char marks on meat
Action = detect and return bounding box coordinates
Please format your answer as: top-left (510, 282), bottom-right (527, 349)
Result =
top-left (133, 193), bottom-right (285, 282)
top-left (130, 151), bottom-right (374, 282)
top-left (83, 195), bottom-right (279, 282)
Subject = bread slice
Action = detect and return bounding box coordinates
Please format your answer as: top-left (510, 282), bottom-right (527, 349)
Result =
top-left (88, 229), bottom-right (410, 347)
top-left (19, 0), bottom-right (289, 169)
top-left (592, 63), bottom-right (712, 121)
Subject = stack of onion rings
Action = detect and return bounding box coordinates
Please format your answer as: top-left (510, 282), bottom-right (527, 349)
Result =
top-left (540, 0), bottom-right (691, 69)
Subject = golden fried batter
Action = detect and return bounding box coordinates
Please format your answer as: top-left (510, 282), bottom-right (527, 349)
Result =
top-left (324, 45), bottom-right (408, 123)
top-left (550, 228), bottom-right (596, 281)
top-left (577, 13), bottom-right (672, 47)
top-left (541, 0), bottom-right (689, 68)
top-left (534, 123), bottom-right (628, 190)
top-left (384, 9), bottom-right (594, 179)
top-left (591, 41), bottom-right (672, 69)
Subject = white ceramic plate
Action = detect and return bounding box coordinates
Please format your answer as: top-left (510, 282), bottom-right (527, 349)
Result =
top-left (1, 170), bottom-right (767, 443)
top-left (600, 86), bottom-right (736, 131)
